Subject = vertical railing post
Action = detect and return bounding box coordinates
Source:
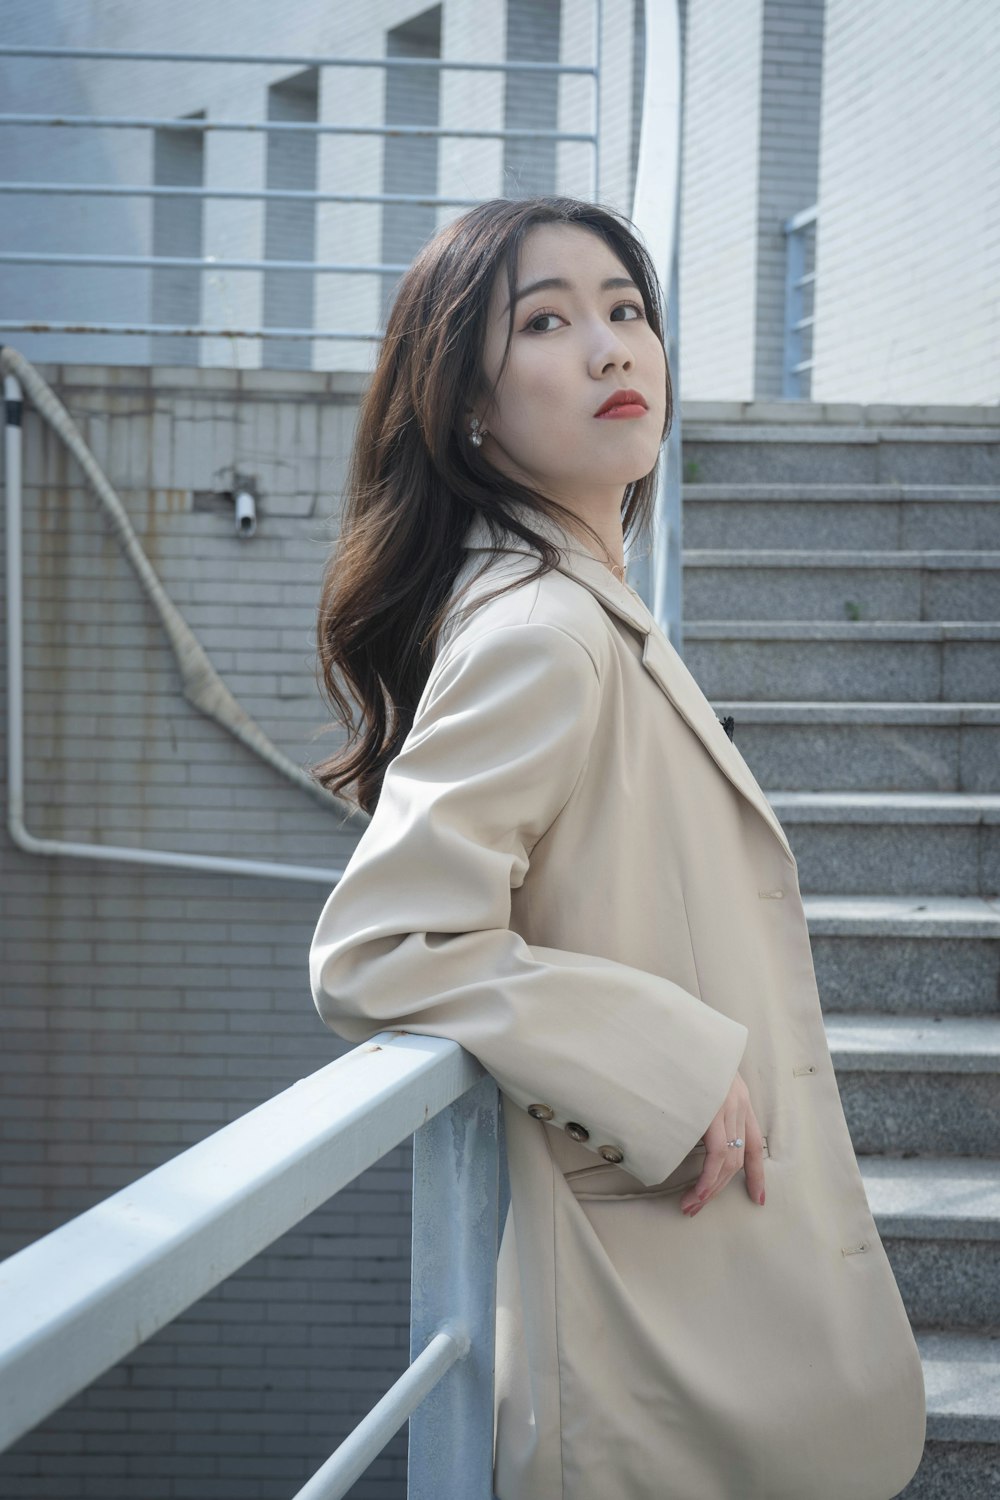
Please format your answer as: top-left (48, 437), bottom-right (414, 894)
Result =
top-left (407, 1071), bottom-right (501, 1500)
top-left (783, 216), bottom-right (806, 397)
top-left (631, 0), bottom-right (685, 654)
top-left (782, 205), bottom-right (816, 398)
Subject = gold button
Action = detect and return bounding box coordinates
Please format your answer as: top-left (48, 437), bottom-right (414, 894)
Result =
top-left (598, 1144), bottom-right (624, 1164)
top-left (527, 1103), bottom-right (554, 1121)
top-left (565, 1121), bottom-right (590, 1142)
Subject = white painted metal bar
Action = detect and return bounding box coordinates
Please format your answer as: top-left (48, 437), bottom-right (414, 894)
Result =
top-left (292, 1327), bottom-right (471, 1500)
top-left (408, 1076), bottom-right (502, 1499)
top-left (630, 0), bottom-right (685, 654)
top-left (0, 252), bottom-right (412, 273)
top-left (285, 1075), bottom-right (503, 1500)
top-left (0, 1032), bottom-right (486, 1454)
top-left (782, 205), bottom-right (818, 397)
top-left (593, 0), bottom-right (603, 201)
top-left (0, 183), bottom-right (484, 207)
top-left (0, 321), bottom-right (383, 342)
top-left (785, 203), bottom-right (818, 234)
top-left (0, 44), bottom-right (595, 76)
top-left (0, 113), bottom-right (595, 144)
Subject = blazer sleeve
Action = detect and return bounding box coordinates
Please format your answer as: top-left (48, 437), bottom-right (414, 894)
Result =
top-left (308, 619), bottom-right (749, 1188)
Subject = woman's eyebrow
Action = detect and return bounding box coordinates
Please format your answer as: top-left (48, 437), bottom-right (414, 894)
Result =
top-left (504, 275), bottom-right (640, 315)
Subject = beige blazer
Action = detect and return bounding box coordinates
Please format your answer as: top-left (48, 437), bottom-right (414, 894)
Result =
top-left (309, 499), bottom-right (926, 1500)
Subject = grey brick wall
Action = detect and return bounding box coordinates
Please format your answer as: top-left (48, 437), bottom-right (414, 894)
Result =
top-left (754, 0), bottom-right (825, 398)
top-left (0, 364), bottom-right (412, 1499)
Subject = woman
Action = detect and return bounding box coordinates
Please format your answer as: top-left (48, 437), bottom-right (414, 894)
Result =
top-left (308, 196), bottom-right (926, 1499)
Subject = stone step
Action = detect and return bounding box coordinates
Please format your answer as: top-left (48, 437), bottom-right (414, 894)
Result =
top-left (684, 402), bottom-right (1000, 430)
top-left (673, 407), bottom-right (1000, 1495)
top-left (682, 419), bottom-right (1000, 486)
top-left (800, 894), bottom-right (1000, 1016)
top-left (860, 1155), bottom-right (1000, 1334)
top-left (765, 791), bottom-right (1000, 897)
top-left (682, 549), bottom-right (1000, 622)
top-left (710, 701), bottom-right (1000, 795)
top-left (826, 1014), bottom-right (1000, 1156)
top-left (903, 1331), bottom-right (1000, 1496)
top-left (682, 482), bottom-right (1000, 552)
top-left (682, 619), bottom-right (1000, 700)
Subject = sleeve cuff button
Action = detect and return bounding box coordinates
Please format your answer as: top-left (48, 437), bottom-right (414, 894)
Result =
top-left (527, 1103), bottom-right (555, 1121)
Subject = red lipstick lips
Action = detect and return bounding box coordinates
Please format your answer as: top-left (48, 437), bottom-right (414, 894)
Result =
top-left (594, 388), bottom-right (648, 418)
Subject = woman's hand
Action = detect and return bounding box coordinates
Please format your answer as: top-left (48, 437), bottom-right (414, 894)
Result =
top-left (680, 1068), bottom-right (766, 1216)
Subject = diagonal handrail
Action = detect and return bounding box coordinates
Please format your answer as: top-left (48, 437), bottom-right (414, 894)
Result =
top-left (0, 1031), bottom-right (501, 1500)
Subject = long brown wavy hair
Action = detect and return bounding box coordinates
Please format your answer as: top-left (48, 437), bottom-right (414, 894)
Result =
top-left (311, 194), bottom-right (673, 815)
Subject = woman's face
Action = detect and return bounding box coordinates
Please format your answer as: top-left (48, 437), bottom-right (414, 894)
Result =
top-left (476, 221), bottom-right (668, 513)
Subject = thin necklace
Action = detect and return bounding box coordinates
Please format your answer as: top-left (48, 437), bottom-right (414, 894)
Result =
top-left (560, 517), bottom-right (628, 584)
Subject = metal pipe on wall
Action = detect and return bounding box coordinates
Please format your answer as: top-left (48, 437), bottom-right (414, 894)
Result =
top-left (2, 349), bottom-right (360, 885)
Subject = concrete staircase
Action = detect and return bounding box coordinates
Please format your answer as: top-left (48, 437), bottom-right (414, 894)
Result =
top-left (680, 402), bottom-right (1000, 1500)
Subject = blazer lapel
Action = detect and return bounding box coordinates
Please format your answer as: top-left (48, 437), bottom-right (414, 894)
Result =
top-left (637, 621), bottom-right (796, 866)
top-left (461, 504), bottom-right (796, 867)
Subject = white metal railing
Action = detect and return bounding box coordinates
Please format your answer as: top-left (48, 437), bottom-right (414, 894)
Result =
top-left (0, 33), bottom-right (602, 350)
top-left (782, 203), bottom-right (818, 399)
top-left (0, 1031), bottom-right (506, 1500)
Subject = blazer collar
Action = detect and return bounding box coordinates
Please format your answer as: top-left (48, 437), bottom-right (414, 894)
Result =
top-left (461, 502), bottom-right (795, 867)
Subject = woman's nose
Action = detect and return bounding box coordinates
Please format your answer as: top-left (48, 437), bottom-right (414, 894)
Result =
top-left (589, 327), bottom-right (633, 376)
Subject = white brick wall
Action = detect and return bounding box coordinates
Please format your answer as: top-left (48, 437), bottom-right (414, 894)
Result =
top-left (678, 0), bottom-right (765, 401)
top-left (813, 0), bottom-right (1000, 403)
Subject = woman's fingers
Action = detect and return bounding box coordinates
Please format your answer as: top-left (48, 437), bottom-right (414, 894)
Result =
top-left (680, 1069), bottom-right (767, 1216)
top-left (682, 1126), bottom-right (741, 1212)
top-left (743, 1116), bottom-right (767, 1206)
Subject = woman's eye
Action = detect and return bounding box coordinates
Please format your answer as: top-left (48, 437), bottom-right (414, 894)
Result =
top-left (524, 300), bottom-right (641, 333)
top-left (526, 310), bottom-right (563, 333)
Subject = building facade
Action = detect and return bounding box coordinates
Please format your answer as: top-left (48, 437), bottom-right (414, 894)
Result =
top-left (1, 0), bottom-right (995, 401)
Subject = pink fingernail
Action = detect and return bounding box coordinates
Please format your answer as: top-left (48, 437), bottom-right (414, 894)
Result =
top-left (758, 1191), bottom-right (765, 1205)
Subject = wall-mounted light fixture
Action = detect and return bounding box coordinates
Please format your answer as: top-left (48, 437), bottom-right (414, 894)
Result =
top-left (233, 489), bottom-right (257, 537)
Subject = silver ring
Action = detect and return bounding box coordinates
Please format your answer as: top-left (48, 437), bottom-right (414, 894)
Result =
top-left (726, 1137), bottom-right (744, 1148)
